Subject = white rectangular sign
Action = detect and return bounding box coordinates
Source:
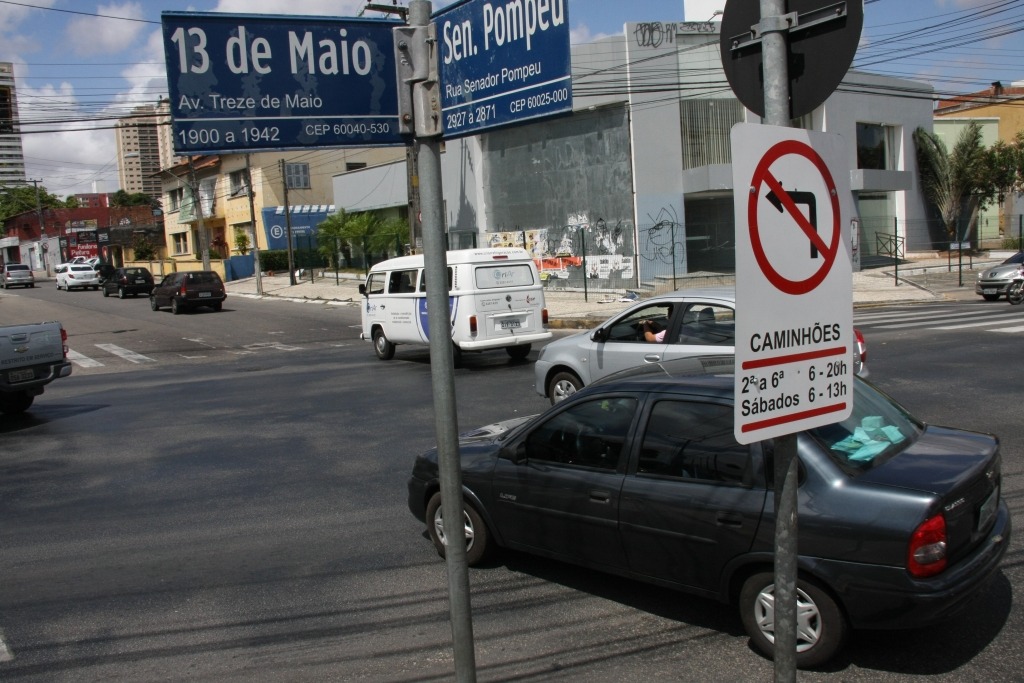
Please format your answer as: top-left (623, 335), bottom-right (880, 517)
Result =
top-left (732, 124), bottom-right (854, 444)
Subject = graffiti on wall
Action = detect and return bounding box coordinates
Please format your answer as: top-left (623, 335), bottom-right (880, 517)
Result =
top-left (486, 211), bottom-right (636, 288)
top-left (638, 206), bottom-right (687, 270)
top-left (633, 21), bottom-right (717, 48)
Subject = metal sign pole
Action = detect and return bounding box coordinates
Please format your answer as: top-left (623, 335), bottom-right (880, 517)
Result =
top-left (403, 2), bottom-right (477, 680)
top-left (758, 1), bottom-right (798, 680)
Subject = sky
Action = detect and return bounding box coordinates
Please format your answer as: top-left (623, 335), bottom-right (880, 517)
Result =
top-left (1, 0), bottom-right (1022, 198)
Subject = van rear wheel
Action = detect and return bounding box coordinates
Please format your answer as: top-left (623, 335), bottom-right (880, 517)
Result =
top-left (506, 344), bottom-right (531, 360)
top-left (373, 328), bottom-right (395, 360)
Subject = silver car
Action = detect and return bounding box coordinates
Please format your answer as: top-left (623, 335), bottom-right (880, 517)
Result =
top-left (534, 287), bottom-right (868, 403)
top-left (976, 252), bottom-right (1024, 300)
top-left (1, 263), bottom-right (35, 289)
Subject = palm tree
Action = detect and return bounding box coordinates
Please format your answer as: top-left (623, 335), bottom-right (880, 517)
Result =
top-left (913, 122), bottom-right (989, 245)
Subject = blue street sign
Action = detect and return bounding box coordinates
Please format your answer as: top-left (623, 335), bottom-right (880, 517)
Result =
top-left (161, 12), bottom-right (404, 153)
top-left (433, 0), bottom-right (572, 138)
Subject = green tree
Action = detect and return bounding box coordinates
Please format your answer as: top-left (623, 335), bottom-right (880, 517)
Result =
top-left (0, 183), bottom-right (67, 222)
top-left (110, 189), bottom-right (159, 208)
top-left (316, 209), bottom-right (351, 269)
top-left (131, 233), bottom-right (157, 260)
top-left (913, 122), bottom-right (991, 243)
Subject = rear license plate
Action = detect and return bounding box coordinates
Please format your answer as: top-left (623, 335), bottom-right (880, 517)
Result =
top-left (499, 320), bottom-right (522, 329)
top-left (135, 279), bottom-right (146, 283)
top-left (198, 292), bottom-right (212, 298)
top-left (977, 486), bottom-right (998, 531)
top-left (8, 368), bottom-right (34, 383)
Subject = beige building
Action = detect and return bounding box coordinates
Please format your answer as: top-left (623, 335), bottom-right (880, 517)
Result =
top-left (934, 80), bottom-right (1024, 246)
top-left (0, 62), bottom-right (27, 186)
top-left (114, 104), bottom-right (164, 202)
top-left (160, 148), bottom-right (405, 275)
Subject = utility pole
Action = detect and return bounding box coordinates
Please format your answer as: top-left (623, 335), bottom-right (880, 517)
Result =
top-left (279, 158), bottom-right (297, 285)
top-left (29, 179), bottom-right (48, 274)
top-left (187, 157), bottom-right (211, 270)
top-left (244, 154), bottom-right (264, 295)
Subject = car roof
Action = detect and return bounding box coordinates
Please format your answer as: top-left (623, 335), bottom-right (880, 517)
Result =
top-left (586, 355), bottom-right (737, 396)
top-left (648, 286), bottom-right (736, 303)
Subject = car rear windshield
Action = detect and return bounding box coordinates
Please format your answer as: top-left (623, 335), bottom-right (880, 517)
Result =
top-left (806, 378), bottom-right (923, 474)
top-left (6, 264), bottom-right (30, 272)
top-left (70, 265), bottom-right (94, 272)
top-left (187, 272), bottom-right (222, 284)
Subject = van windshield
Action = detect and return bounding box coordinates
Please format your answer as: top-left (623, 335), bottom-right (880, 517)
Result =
top-left (474, 264), bottom-right (535, 289)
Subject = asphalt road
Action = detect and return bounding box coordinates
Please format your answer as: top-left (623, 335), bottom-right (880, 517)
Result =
top-left (0, 287), bottom-right (1021, 681)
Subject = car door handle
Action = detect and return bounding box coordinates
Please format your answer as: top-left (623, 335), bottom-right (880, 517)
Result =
top-left (590, 490), bottom-right (611, 504)
top-left (643, 354), bottom-right (661, 363)
top-left (716, 512), bottom-right (744, 527)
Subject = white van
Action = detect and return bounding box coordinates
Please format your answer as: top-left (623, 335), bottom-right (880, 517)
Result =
top-left (358, 248), bottom-right (551, 364)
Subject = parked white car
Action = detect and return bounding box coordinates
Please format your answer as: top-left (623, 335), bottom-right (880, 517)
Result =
top-left (534, 287), bottom-right (868, 404)
top-left (55, 263), bottom-right (101, 291)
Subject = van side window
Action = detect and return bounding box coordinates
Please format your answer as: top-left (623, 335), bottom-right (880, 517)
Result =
top-left (388, 269), bottom-right (418, 293)
top-left (419, 267), bottom-right (454, 292)
top-left (366, 272), bottom-right (386, 295)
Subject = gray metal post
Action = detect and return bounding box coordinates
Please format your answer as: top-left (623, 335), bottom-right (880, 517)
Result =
top-left (758, 0), bottom-right (797, 679)
top-left (279, 159), bottom-right (297, 285)
top-left (894, 218), bottom-right (900, 286)
top-left (408, 2), bottom-right (477, 680)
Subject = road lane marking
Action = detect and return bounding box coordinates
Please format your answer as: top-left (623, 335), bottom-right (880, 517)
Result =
top-left (66, 349), bottom-right (104, 367)
top-left (95, 344), bottom-right (156, 363)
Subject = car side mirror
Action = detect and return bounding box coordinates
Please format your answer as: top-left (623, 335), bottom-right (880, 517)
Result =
top-left (500, 442), bottom-right (527, 464)
top-left (591, 327), bottom-right (609, 343)
top-left (358, 283), bottom-right (367, 296)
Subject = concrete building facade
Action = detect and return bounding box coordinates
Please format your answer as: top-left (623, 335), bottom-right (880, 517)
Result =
top-left (331, 20), bottom-right (935, 291)
top-left (0, 61), bottom-right (27, 187)
top-left (115, 104), bottom-right (164, 203)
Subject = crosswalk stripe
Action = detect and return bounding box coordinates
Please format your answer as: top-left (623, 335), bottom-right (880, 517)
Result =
top-left (855, 308), bottom-right (996, 324)
top-left (66, 349), bottom-right (103, 368)
top-left (993, 325), bottom-right (1024, 333)
top-left (95, 344), bottom-right (156, 363)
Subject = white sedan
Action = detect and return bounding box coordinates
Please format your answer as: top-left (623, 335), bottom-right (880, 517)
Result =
top-left (55, 263), bottom-right (101, 291)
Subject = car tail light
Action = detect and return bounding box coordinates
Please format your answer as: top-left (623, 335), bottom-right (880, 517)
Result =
top-left (179, 282), bottom-right (188, 296)
top-left (855, 328), bottom-right (867, 364)
top-left (60, 327), bottom-right (68, 358)
top-left (469, 315), bottom-right (478, 335)
top-left (542, 308), bottom-right (549, 326)
top-left (907, 513), bottom-right (947, 578)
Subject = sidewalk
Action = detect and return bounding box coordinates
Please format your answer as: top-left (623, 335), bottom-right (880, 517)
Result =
top-left (222, 254), bottom-right (993, 327)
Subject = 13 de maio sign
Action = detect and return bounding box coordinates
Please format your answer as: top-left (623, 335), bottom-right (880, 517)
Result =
top-left (161, 12), bottom-right (404, 153)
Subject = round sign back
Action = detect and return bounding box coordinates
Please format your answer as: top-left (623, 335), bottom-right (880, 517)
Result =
top-left (720, 0), bottom-right (864, 119)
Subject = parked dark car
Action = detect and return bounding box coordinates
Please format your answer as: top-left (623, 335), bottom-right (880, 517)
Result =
top-left (150, 271), bottom-right (226, 314)
top-left (408, 357), bottom-right (1010, 668)
top-left (95, 264), bottom-right (116, 283)
top-left (102, 267), bottom-right (155, 299)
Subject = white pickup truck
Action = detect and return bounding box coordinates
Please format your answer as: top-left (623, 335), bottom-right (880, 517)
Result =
top-left (0, 321), bottom-right (73, 414)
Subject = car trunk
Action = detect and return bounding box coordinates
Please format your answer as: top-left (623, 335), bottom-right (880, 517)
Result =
top-left (857, 425), bottom-right (1001, 565)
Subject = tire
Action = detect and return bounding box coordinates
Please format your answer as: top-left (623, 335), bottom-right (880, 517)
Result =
top-left (1007, 281), bottom-right (1024, 305)
top-left (171, 298), bottom-right (182, 315)
top-left (117, 287), bottom-right (126, 299)
top-left (739, 571), bottom-right (847, 669)
top-left (212, 302), bottom-right (223, 312)
top-left (452, 344), bottom-right (463, 369)
top-left (547, 370), bottom-right (583, 405)
top-left (0, 391), bottom-right (34, 415)
top-left (425, 492), bottom-right (490, 566)
top-left (506, 344), bottom-right (532, 360)
top-left (150, 296), bottom-right (160, 311)
top-left (372, 328), bottom-right (395, 360)
top-left (102, 287), bottom-right (110, 298)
